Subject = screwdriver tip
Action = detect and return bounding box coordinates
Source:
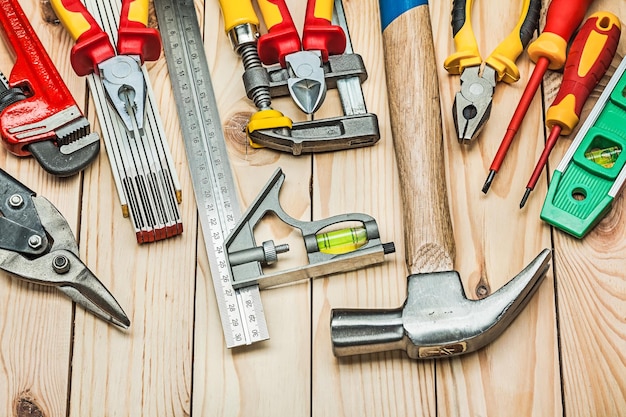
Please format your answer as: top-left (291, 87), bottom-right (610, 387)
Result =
top-left (482, 170), bottom-right (496, 194)
top-left (520, 188), bottom-right (532, 209)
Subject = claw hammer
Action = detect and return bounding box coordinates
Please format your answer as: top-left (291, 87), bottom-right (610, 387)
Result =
top-left (329, 1), bottom-right (552, 359)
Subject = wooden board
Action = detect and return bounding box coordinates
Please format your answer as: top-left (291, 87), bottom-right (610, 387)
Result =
top-left (0, 0), bottom-right (624, 415)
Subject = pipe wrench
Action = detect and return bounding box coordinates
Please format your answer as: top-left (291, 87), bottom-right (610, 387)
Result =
top-left (0, 0), bottom-right (100, 177)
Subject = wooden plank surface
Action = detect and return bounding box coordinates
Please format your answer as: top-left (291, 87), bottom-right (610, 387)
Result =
top-left (0, 0), bottom-right (624, 416)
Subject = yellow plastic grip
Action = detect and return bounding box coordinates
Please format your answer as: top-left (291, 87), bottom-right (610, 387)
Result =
top-left (576, 13), bottom-right (620, 78)
top-left (218, 0), bottom-right (259, 33)
top-left (127, 0), bottom-right (149, 26)
top-left (443, 0), bottom-right (481, 75)
top-left (257, 0), bottom-right (284, 30)
top-left (545, 94), bottom-right (578, 135)
top-left (484, 0), bottom-right (533, 83)
top-left (314, 0), bottom-right (334, 21)
top-left (49, 0), bottom-right (92, 41)
top-left (527, 32), bottom-right (567, 70)
top-left (247, 109), bottom-right (292, 135)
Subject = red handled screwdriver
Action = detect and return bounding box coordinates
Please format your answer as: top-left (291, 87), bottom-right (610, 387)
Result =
top-left (520, 12), bottom-right (621, 208)
top-left (482, 0), bottom-right (595, 194)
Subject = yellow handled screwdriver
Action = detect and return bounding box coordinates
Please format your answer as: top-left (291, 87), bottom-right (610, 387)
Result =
top-left (520, 12), bottom-right (621, 208)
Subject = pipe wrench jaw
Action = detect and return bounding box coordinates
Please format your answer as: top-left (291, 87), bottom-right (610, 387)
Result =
top-left (0, 0), bottom-right (100, 177)
top-left (0, 85), bottom-right (100, 177)
top-left (225, 169), bottom-right (395, 290)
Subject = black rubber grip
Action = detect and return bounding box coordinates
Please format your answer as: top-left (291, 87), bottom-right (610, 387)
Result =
top-left (451, 0), bottom-right (467, 37)
top-left (519, 0), bottom-right (542, 48)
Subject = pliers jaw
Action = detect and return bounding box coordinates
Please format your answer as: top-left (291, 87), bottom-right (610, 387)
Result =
top-left (285, 51), bottom-right (327, 114)
top-left (0, 169), bottom-right (130, 328)
top-left (452, 65), bottom-right (496, 144)
top-left (99, 55), bottom-right (147, 134)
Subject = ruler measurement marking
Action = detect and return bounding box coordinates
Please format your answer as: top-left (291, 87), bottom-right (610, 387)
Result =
top-left (155, 1), bottom-right (268, 347)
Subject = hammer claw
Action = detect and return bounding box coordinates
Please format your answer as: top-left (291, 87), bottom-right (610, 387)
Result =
top-left (330, 249), bottom-right (552, 359)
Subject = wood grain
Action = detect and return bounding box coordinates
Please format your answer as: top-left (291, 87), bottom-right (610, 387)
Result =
top-left (0, 2), bottom-right (80, 416)
top-left (544, 2), bottom-right (626, 416)
top-left (430, 0), bottom-right (559, 416)
top-left (1, 0), bottom-right (626, 416)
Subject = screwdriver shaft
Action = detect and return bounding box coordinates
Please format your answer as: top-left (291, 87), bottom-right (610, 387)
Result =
top-left (520, 12), bottom-right (621, 208)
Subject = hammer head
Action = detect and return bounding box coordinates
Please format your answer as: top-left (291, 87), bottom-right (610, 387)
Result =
top-left (331, 249), bottom-right (551, 359)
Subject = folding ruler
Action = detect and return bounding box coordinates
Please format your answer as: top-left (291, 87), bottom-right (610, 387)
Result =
top-left (154, 0), bottom-right (268, 347)
top-left (83, 0), bottom-right (183, 243)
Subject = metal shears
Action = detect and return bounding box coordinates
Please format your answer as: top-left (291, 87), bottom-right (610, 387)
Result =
top-left (0, 169), bottom-right (130, 328)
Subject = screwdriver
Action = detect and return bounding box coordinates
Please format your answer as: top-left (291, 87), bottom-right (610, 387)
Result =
top-left (482, 0), bottom-right (594, 194)
top-left (520, 12), bottom-right (621, 208)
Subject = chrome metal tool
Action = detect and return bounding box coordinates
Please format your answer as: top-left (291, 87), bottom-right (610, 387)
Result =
top-left (226, 168), bottom-right (395, 290)
top-left (221, 0), bottom-right (380, 155)
top-left (0, 168), bottom-right (130, 328)
top-left (154, 0), bottom-right (268, 347)
top-left (65, 0), bottom-right (183, 243)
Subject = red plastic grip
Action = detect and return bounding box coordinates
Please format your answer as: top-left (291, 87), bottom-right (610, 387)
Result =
top-left (54, 0), bottom-right (116, 75)
top-left (543, 0), bottom-right (595, 40)
top-left (0, 0), bottom-right (82, 155)
top-left (302, 0), bottom-right (346, 62)
top-left (547, 12), bottom-right (621, 133)
top-left (257, 0), bottom-right (301, 67)
top-left (117, 0), bottom-right (162, 62)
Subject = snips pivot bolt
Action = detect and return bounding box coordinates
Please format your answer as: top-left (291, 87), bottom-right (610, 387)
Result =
top-left (28, 235), bottom-right (43, 250)
top-left (8, 193), bottom-right (23, 208)
top-left (53, 255), bottom-right (71, 274)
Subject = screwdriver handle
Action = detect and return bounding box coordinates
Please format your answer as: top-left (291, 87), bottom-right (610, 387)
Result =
top-left (527, 0), bottom-right (595, 70)
top-left (50, 0), bottom-right (115, 75)
top-left (546, 12), bottom-right (621, 135)
top-left (302, 0), bottom-right (346, 62)
top-left (257, 0), bottom-right (301, 66)
top-left (117, 0), bottom-right (161, 62)
top-left (218, 0), bottom-right (260, 33)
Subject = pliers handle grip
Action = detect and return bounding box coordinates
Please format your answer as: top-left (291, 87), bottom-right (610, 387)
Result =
top-left (257, 0), bottom-right (345, 66)
top-left (444, 0), bottom-right (540, 84)
top-left (50, 0), bottom-right (160, 76)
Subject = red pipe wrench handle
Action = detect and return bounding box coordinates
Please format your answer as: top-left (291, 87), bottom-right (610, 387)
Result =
top-left (117, 0), bottom-right (162, 62)
top-left (257, 0), bottom-right (302, 66)
top-left (0, 0), bottom-right (80, 155)
top-left (302, 0), bottom-right (346, 62)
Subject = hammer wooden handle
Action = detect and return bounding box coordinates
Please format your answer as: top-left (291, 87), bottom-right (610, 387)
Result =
top-left (381, 2), bottom-right (455, 274)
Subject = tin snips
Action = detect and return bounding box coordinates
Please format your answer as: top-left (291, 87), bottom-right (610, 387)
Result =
top-left (0, 169), bottom-right (130, 328)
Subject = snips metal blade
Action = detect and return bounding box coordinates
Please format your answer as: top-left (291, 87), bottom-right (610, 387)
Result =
top-left (0, 169), bottom-right (130, 328)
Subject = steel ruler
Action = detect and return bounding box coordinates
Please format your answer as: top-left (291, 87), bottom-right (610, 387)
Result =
top-left (153, 0), bottom-right (268, 347)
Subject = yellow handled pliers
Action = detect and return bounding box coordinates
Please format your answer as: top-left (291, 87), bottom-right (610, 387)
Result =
top-left (444, 0), bottom-right (541, 144)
